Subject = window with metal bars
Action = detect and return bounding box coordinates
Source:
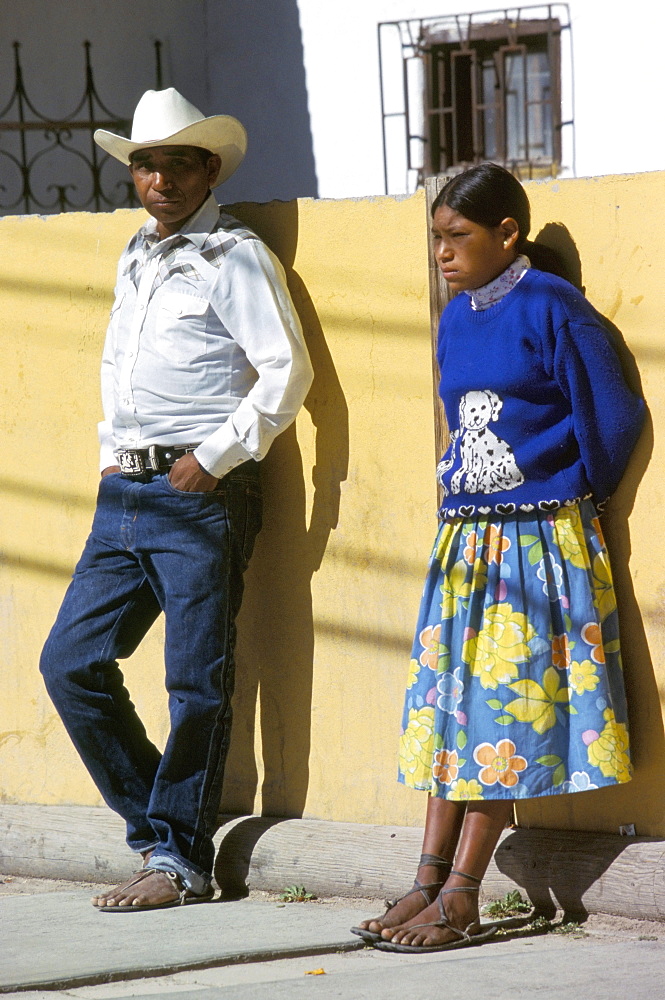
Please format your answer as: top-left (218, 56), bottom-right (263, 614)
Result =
top-left (423, 17), bottom-right (561, 176)
top-left (378, 5), bottom-right (573, 195)
top-left (0, 40), bottom-right (162, 215)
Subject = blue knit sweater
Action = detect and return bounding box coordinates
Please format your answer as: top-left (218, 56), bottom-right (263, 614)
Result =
top-left (436, 268), bottom-right (645, 520)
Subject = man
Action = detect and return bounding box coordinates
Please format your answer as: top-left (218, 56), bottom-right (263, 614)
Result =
top-left (40, 88), bottom-right (313, 910)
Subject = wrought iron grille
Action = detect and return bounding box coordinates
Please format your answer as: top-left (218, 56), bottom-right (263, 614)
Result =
top-left (378, 4), bottom-right (574, 196)
top-left (0, 40), bottom-right (162, 215)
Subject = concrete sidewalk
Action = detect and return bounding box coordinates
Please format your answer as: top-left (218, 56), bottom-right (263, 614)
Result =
top-left (1, 890), bottom-right (366, 992)
top-left (1, 887), bottom-right (664, 999)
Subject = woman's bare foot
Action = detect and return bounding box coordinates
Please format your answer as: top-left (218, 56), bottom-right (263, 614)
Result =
top-left (91, 870), bottom-right (179, 909)
top-left (357, 858), bottom-right (451, 935)
top-left (380, 872), bottom-right (480, 948)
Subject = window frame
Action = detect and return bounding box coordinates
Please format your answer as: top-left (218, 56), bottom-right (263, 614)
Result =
top-left (421, 17), bottom-right (562, 176)
top-left (377, 4), bottom-right (574, 195)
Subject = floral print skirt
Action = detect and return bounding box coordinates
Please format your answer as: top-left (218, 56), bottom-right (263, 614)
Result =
top-left (397, 502), bottom-right (631, 801)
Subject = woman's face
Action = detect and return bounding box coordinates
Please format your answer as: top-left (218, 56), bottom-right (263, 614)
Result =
top-left (431, 204), bottom-right (519, 292)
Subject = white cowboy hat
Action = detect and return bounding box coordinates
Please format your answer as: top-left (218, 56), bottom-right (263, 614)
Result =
top-left (94, 88), bottom-right (247, 186)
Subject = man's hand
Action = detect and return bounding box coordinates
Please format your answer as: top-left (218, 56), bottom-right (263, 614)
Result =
top-left (168, 452), bottom-right (219, 492)
top-left (101, 466), bottom-right (121, 478)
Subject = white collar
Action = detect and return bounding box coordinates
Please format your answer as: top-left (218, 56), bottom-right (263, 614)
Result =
top-left (466, 254), bottom-right (531, 311)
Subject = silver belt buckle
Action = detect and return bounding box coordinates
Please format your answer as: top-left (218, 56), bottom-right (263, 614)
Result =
top-left (118, 450), bottom-right (145, 475)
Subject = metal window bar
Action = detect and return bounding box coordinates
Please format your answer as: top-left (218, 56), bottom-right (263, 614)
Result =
top-left (378, 4), bottom-right (573, 196)
top-left (0, 40), bottom-right (162, 215)
top-left (469, 46), bottom-right (481, 162)
top-left (451, 49), bottom-right (463, 165)
top-left (427, 30), bottom-right (557, 175)
top-left (501, 44), bottom-right (530, 162)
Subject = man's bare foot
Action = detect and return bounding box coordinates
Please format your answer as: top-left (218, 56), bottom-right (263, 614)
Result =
top-left (380, 874), bottom-right (480, 948)
top-left (91, 870), bottom-right (179, 909)
top-left (356, 860), bottom-right (451, 935)
top-left (90, 849), bottom-right (156, 907)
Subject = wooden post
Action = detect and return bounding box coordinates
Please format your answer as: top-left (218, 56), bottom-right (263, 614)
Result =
top-left (2, 804), bottom-right (665, 922)
top-left (424, 175), bottom-right (453, 499)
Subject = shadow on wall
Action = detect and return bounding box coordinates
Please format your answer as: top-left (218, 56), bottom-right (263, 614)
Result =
top-left (206, 0), bottom-right (318, 202)
top-left (532, 222), bottom-right (584, 292)
top-left (218, 199), bottom-right (349, 821)
top-left (516, 223), bottom-right (664, 835)
top-left (495, 828), bottom-right (630, 921)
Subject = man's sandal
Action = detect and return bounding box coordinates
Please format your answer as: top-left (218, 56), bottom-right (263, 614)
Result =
top-left (96, 867), bottom-right (215, 912)
top-left (373, 869), bottom-right (497, 953)
top-left (350, 853), bottom-right (452, 943)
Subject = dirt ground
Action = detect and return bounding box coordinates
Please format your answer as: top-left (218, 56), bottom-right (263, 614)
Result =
top-left (1, 872), bottom-right (662, 942)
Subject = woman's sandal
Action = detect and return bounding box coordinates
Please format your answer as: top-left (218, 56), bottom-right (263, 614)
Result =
top-left (372, 869), bottom-right (498, 953)
top-left (97, 867), bottom-right (215, 912)
top-left (350, 853), bottom-right (452, 943)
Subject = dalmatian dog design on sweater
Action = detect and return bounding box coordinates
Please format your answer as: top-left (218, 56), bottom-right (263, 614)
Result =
top-left (437, 390), bottom-right (524, 496)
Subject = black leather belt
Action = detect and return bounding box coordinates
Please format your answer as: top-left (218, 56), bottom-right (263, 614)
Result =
top-left (116, 445), bottom-right (199, 476)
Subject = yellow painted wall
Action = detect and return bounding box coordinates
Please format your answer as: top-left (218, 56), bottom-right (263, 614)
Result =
top-left (1, 173), bottom-right (663, 836)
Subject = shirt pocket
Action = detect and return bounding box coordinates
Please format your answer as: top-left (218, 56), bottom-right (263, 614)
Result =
top-left (156, 293), bottom-right (210, 364)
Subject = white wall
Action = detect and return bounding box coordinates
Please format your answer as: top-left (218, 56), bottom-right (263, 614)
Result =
top-left (0, 0), bottom-right (317, 212)
top-left (298, 0), bottom-right (427, 198)
top-left (206, 0), bottom-right (318, 202)
top-left (1, 1), bottom-right (663, 209)
top-left (0, 1), bottom-right (209, 213)
top-left (298, 0), bottom-right (665, 198)
top-left (570, 0), bottom-right (665, 178)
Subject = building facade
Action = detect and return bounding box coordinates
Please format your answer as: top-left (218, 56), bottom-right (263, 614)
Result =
top-left (0, 1), bottom-right (663, 211)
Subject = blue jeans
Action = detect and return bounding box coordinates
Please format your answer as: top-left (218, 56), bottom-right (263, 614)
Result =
top-left (40, 464), bottom-right (262, 894)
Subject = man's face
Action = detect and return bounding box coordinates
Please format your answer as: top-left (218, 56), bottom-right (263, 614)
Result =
top-left (129, 146), bottom-right (221, 237)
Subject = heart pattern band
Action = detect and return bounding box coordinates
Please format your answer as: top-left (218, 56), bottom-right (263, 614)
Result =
top-left (438, 493), bottom-right (595, 522)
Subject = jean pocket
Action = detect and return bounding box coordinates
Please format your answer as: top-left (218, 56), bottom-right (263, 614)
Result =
top-left (97, 471), bottom-right (121, 497)
top-left (162, 474), bottom-right (224, 499)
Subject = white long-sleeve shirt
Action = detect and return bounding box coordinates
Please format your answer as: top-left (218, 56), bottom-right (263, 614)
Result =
top-left (98, 193), bottom-right (313, 477)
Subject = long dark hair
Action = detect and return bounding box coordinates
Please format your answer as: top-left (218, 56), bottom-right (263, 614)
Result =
top-left (431, 163), bottom-right (530, 250)
top-left (432, 162), bottom-right (568, 279)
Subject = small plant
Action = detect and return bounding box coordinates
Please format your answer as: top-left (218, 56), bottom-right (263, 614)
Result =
top-left (482, 889), bottom-right (532, 918)
top-left (553, 921), bottom-right (586, 937)
top-left (278, 884), bottom-right (317, 902)
top-left (529, 915), bottom-right (553, 932)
